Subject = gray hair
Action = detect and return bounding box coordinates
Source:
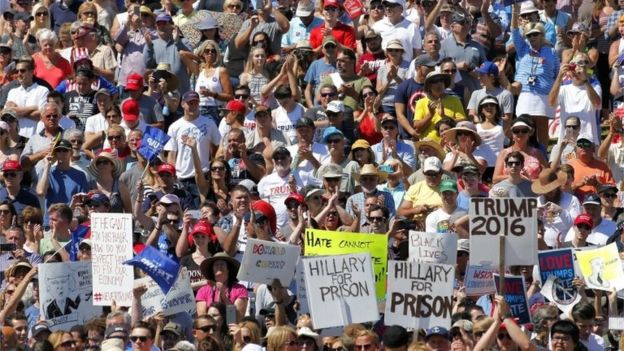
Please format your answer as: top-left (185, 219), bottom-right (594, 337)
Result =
top-left (106, 311), bottom-right (131, 327)
top-left (63, 128), bottom-right (84, 141)
top-left (40, 102), bottom-right (61, 116)
top-left (172, 341), bottom-right (196, 351)
top-left (36, 28), bottom-right (58, 45)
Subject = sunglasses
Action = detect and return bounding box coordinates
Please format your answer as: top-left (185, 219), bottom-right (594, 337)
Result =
top-left (370, 4), bottom-right (384, 10)
top-left (382, 125), bottom-right (396, 130)
top-left (36, 12), bottom-right (48, 17)
top-left (324, 6), bottom-right (339, 11)
top-left (235, 94), bottom-right (249, 99)
top-left (228, 4), bottom-right (242, 9)
top-left (363, 91), bottom-right (376, 98)
top-left (327, 138), bottom-right (342, 144)
top-left (130, 336), bottom-right (150, 343)
top-left (0, 209), bottom-right (11, 215)
top-left (577, 142), bottom-right (593, 149)
top-left (577, 224), bottom-right (591, 231)
top-left (107, 135), bottom-right (122, 141)
top-left (603, 192), bottom-right (617, 199)
top-left (443, 69), bottom-right (457, 74)
top-left (55, 148), bottom-right (70, 153)
top-left (211, 166), bottom-right (225, 171)
top-left (252, 40), bottom-right (267, 45)
top-left (321, 92), bottom-right (336, 98)
top-left (204, 48), bottom-right (217, 54)
top-left (506, 161), bottom-right (522, 167)
top-left (512, 128), bottom-right (530, 135)
top-left (60, 340), bottom-right (76, 347)
top-left (286, 202), bottom-right (300, 210)
top-left (324, 43), bottom-right (337, 49)
top-left (96, 159), bottom-right (112, 166)
top-left (3, 172), bottom-right (17, 178)
top-left (424, 172), bottom-right (439, 177)
top-left (526, 32), bottom-right (541, 38)
top-left (16, 69), bottom-right (28, 73)
top-left (456, 131), bottom-right (473, 137)
top-left (565, 124), bottom-right (580, 129)
top-left (368, 216), bottom-right (385, 223)
top-left (283, 340), bottom-right (298, 347)
top-left (387, 48), bottom-right (403, 53)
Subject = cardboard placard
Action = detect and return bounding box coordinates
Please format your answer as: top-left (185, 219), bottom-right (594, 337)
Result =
top-left (538, 249), bottom-right (579, 313)
top-left (135, 268), bottom-right (196, 318)
top-left (237, 238), bottom-right (300, 286)
top-left (408, 231), bottom-right (458, 265)
top-left (464, 265), bottom-right (498, 296)
top-left (494, 274), bottom-right (531, 324)
top-left (575, 243), bottom-right (624, 292)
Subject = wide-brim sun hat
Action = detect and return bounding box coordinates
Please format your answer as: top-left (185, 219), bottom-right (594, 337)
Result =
top-left (424, 70), bottom-right (451, 91)
top-left (414, 138), bottom-right (446, 160)
top-left (531, 168), bottom-right (568, 195)
top-left (442, 121), bottom-right (482, 146)
top-left (200, 252), bottom-right (241, 281)
top-left (89, 150), bottom-right (123, 178)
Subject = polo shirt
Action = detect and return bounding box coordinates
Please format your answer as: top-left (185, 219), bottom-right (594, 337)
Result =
top-left (0, 187), bottom-right (40, 215)
top-left (282, 16), bottom-right (324, 47)
top-left (440, 34), bottom-right (486, 91)
top-left (6, 83), bottom-right (49, 138)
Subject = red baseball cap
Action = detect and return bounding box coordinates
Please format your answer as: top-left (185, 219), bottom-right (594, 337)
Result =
top-left (284, 193), bottom-right (304, 205)
top-left (226, 100), bottom-right (246, 115)
top-left (252, 200), bottom-right (277, 234)
top-left (574, 213), bottom-right (593, 227)
top-left (323, 0), bottom-right (341, 8)
top-left (157, 163), bottom-right (176, 176)
top-left (125, 73), bottom-right (144, 91)
top-left (190, 220), bottom-right (215, 237)
top-left (2, 159), bottom-right (21, 172)
top-left (121, 99), bottom-right (140, 122)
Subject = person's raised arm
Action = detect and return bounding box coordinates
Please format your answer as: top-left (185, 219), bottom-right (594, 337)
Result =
top-left (548, 64), bottom-right (568, 107)
top-left (176, 211), bottom-right (192, 258)
top-left (599, 115), bottom-right (619, 161)
top-left (134, 181), bottom-right (155, 231)
top-left (425, 0), bottom-right (446, 31)
top-left (495, 295), bottom-right (535, 351)
top-left (0, 266), bottom-right (37, 321)
top-left (235, 16), bottom-right (258, 49)
top-left (35, 152), bottom-right (54, 198)
top-left (131, 285), bottom-right (147, 325)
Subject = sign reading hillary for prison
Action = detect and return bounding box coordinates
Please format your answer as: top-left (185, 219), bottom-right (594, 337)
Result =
top-left (470, 198), bottom-right (538, 266)
top-left (385, 260), bottom-right (454, 329)
top-left (302, 253), bottom-right (378, 329)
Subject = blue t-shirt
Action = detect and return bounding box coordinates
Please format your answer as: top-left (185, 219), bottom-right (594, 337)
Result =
top-left (0, 187), bottom-right (40, 215)
top-left (304, 58), bottom-right (337, 104)
top-left (393, 79), bottom-right (425, 137)
top-left (45, 166), bottom-right (88, 223)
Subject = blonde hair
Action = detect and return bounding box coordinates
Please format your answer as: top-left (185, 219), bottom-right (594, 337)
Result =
top-left (223, 0), bottom-right (243, 12)
top-left (48, 331), bottom-right (71, 349)
top-left (267, 326), bottom-right (297, 351)
top-left (78, 2), bottom-right (99, 23)
top-left (107, 125), bottom-right (126, 140)
top-left (31, 3), bottom-right (51, 34)
top-left (243, 47), bottom-right (268, 75)
top-left (233, 322), bottom-right (262, 351)
top-left (199, 40), bottom-right (223, 67)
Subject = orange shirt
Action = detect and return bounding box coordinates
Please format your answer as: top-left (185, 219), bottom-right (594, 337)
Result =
top-left (568, 157), bottom-right (615, 200)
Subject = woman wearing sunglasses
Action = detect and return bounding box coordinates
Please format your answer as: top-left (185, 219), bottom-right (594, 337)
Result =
top-left (598, 184), bottom-right (623, 222)
top-left (48, 331), bottom-right (76, 351)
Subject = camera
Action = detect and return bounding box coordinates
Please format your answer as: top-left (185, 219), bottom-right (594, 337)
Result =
top-left (527, 75), bottom-right (536, 86)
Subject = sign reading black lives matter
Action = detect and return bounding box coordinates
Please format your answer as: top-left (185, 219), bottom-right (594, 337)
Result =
top-left (469, 198), bottom-right (538, 266)
top-left (385, 260), bottom-right (455, 329)
top-left (302, 253), bottom-right (378, 329)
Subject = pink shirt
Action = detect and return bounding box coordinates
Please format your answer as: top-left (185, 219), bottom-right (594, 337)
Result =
top-left (196, 283), bottom-right (249, 305)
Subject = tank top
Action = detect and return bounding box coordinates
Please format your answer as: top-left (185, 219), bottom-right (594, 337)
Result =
top-left (196, 67), bottom-right (224, 107)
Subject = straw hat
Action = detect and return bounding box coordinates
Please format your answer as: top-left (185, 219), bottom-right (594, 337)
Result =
top-left (531, 168), bottom-right (567, 195)
top-left (144, 62), bottom-right (179, 92)
top-left (354, 164), bottom-right (387, 182)
top-left (200, 252), bottom-right (241, 282)
top-left (424, 70), bottom-right (451, 91)
top-left (414, 137), bottom-right (445, 160)
top-left (442, 121), bottom-right (482, 146)
top-left (89, 150), bottom-right (123, 178)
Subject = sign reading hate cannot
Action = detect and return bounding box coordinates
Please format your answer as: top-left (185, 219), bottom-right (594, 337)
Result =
top-left (39, 261), bottom-right (102, 331)
top-left (385, 260), bottom-right (454, 329)
top-left (237, 238), bottom-right (300, 286)
top-left (305, 229), bottom-right (388, 299)
top-left (91, 213), bottom-right (134, 306)
top-left (408, 231), bottom-right (457, 265)
top-left (302, 253), bottom-right (378, 329)
top-left (470, 198), bottom-right (538, 266)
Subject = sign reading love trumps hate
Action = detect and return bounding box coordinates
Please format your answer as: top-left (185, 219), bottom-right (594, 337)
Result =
top-left (470, 198), bottom-right (538, 266)
top-left (91, 213), bottom-right (134, 306)
top-left (408, 231), bottom-right (457, 265)
top-left (237, 238), bottom-right (300, 286)
top-left (385, 260), bottom-right (454, 329)
top-left (302, 253), bottom-right (378, 329)
top-left (494, 274), bottom-right (531, 324)
top-left (538, 249), bottom-right (579, 313)
top-left (305, 229), bottom-right (387, 299)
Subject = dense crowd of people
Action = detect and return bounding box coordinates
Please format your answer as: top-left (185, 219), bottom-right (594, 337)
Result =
top-left (0, 0), bottom-right (624, 349)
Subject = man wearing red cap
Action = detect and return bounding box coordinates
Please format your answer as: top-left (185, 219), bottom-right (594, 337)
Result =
top-left (560, 214), bottom-right (593, 249)
top-left (120, 98), bottom-right (147, 136)
top-left (0, 159), bottom-right (39, 216)
top-left (140, 163), bottom-right (193, 212)
top-left (164, 91), bottom-right (221, 206)
top-left (309, 0), bottom-right (356, 54)
top-left (122, 73), bottom-right (165, 130)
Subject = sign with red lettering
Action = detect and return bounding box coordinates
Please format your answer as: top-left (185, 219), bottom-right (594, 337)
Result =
top-left (464, 265), bottom-right (497, 296)
top-left (494, 274), bottom-right (531, 324)
top-left (303, 253), bottom-right (378, 329)
top-left (385, 260), bottom-right (454, 329)
top-left (538, 249), bottom-right (579, 313)
top-left (470, 198), bottom-right (538, 266)
top-left (237, 238), bottom-right (300, 286)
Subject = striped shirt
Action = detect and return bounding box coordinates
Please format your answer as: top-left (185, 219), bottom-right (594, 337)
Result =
top-left (512, 28), bottom-right (560, 96)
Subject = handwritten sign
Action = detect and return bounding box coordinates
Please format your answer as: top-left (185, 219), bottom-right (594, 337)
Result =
top-left (296, 259), bottom-right (309, 316)
top-left (538, 249), bottom-right (579, 313)
top-left (135, 268), bottom-right (195, 318)
top-left (39, 261), bottom-right (102, 331)
top-left (385, 260), bottom-right (454, 329)
top-left (575, 243), bottom-right (624, 291)
top-left (470, 198), bottom-right (538, 266)
top-left (302, 253), bottom-right (378, 329)
top-left (464, 265), bottom-right (497, 296)
top-left (91, 213), bottom-right (134, 306)
top-left (237, 238), bottom-right (300, 286)
top-left (305, 229), bottom-right (387, 299)
top-left (494, 274), bottom-right (531, 324)
top-left (408, 231), bottom-right (457, 265)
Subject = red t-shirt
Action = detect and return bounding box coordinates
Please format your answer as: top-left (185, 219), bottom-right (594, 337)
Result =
top-left (309, 22), bottom-right (357, 50)
top-left (358, 112), bottom-right (383, 145)
top-left (33, 53), bottom-right (73, 89)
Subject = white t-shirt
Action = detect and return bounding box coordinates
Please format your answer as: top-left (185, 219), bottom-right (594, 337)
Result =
top-left (425, 207), bottom-right (463, 234)
top-left (7, 83), bottom-right (49, 138)
top-left (557, 82), bottom-right (602, 144)
top-left (164, 116), bottom-right (221, 179)
top-left (36, 116), bottom-right (76, 134)
top-left (476, 124), bottom-right (504, 167)
top-left (607, 142), bottom-right (624, 185)
top-left (84, 113), bottom-right (108, 135)
top-left (257, 171), bottom-right (303, 230)
top-left (287, 142), bottom-right (327, 187)
top-left (372, 17), bottom-right (422, 62)
top-left (273, 104), bottom-right (305, 145)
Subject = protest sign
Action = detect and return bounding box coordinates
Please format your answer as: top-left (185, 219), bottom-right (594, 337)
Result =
top-left (138, 125), bottom-right (171, 161)
top-left (464, 265), bottom-right (497, 296)
top-left (385, 260), bottom-right (454, 329)
top-left (609, 317), bottom-right (624, 330)
top-left (408, 231), bottom-right (457, 265)
top-left (237, 238), bottom-right (300, 286)
top-left (39, 261), bottom-right (102, 331)
top-left (305, 229), bottom-right (388, 299)
top-left (124, 245), bottom-right (180, 294)
top-left (91, 213), bottom-right (134, 306)
top-left (575, 243), bottom-right (624, 291)
top-left (470, 198), bottom-right (538, 266)
top-left (343, 0), bottom-right (364, 19)
top-left (135, 268), bottom-right (196, 318)
top-left (296, 259), bottom-right (309, 316)
top-left (494, 274), bottom-right (531, 324)
top-left (302, 253), bottom-right (378, 329)
top-left (538, 249), bottom-right (579, 313)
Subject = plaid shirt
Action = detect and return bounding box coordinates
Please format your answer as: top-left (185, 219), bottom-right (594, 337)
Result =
top-left (605, 9), bottom-right (624, 40)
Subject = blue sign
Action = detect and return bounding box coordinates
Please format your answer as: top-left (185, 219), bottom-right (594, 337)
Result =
top-left (124, 246), bottom-right (180, 294)
top-left (494, 274), bottom-right (531, 324)
top-left (138, 126), bottom-right (170, 162)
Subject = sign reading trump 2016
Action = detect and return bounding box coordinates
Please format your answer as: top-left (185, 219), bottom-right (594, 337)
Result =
top-left (385, 260), bottom-right (454, 329)
top-left (470, 198), bottom-right (538, 266)
top-left (237, 238), bottom-right (300, 286)
top-left (305, 229), bottom-right (387, 299)
top-left (302, 253), bottom-right (378, 329)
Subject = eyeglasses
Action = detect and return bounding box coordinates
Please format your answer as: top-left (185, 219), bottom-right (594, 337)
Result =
top-left (324, 6), bottom-right (339, 12)
top-left (321, 92), bottom-right (337, 98)
top-left (96, 159), bottom-right (112, 166)
top-left (211, 166), bottom-right (225, 172)
top-left (526, 32), bottom-right (541, 38)
top-left (3, 172), bottom-right (17, 178)
top-left (355, 345), bottom-right (373, 350)
top-left (512, 128), bottom-right (530, 135)
top-left (198, 325), bottom-right (216, 333)
top-left (497, 333), bottom-right (511, 340)
top-left (235, 94), bottom-right (249, 99)
top-left (552, 335), bottom-right (572, 343)
top-left (603, 192), bottom-right (618, 199)
top-left (327, 138), bottom-right (342, 144)
top-left (0, 209), bottom-right (11, 215)
top-left (107, 135), bottom-right (122, 141)
top-left (36, 12), bottom-right (48, 17)
top-left (130, 336), bottom-right (150, 343)
top-left (506, 161), bottom-right (522, 167)
top-left (424, 172), bottom-right (439, 177)
top-left (368, 216), bottom-right (385, 223)
top-left (565, 124), bottom-right (580, 129)
top-left (60, 340), bottom-right (76, 347)
top-left (577, 224), bottom-right (591, 230)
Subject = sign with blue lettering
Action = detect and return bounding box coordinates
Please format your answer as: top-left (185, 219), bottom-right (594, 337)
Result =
top-left (134, 268), bottom-right (196, 318)
top-left (138, 126), bottom-right (171, 162)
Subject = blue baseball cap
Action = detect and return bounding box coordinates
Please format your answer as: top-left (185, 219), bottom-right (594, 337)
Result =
top-left (156, 13), bottom-right (172, 22)
top-left (476, 61), bottom-right (499, 77)
top-left (425, 327), bottom-right (450, 340)
top-left (322, 126), bottom-right (344, 143)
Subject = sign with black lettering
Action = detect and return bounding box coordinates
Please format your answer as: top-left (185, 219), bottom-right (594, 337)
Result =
top-left (237, 238), bottom-right (300, 286)
top-left (409, 231), bottom-right (457, 265)
top-left (302, 253), bottom-right (378, 329)
top-left (385, 260), bottom-right (454, 329)
top-left (134, 268), bottom-right (196, 318)
top-left (469, 198), bottom-right (538, 266)
top-left (494, 274), bottom-right (531, 324)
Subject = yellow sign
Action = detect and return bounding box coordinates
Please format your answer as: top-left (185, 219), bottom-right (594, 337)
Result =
top-left (304, 229), bottom-right (388, 298)
top-left (575, 243), bottom-right (624, 292)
